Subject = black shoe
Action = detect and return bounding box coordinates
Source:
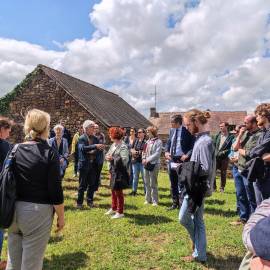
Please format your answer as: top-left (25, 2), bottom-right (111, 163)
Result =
top-left (87, 201), bottom-right (94, 208)
top-left (76, 204), bottom-right (83, 210)
top-left (129, 191), bottom-right (136, 196)
top-left (167, 205), bottom-right (178, 211)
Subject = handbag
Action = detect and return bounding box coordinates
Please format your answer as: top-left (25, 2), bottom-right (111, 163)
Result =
top-left (144, 162), bottom-right (156, 171)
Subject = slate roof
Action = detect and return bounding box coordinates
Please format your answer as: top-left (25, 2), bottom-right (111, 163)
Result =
top-left (39, 65), bottom-right (151, 128)
top-left (150, 111), bottom-right (247, 135)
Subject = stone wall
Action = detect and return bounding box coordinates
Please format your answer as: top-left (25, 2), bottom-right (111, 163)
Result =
top-left (7, 69), bottom-right (108, 143)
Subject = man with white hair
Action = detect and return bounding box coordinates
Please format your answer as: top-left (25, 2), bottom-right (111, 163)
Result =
top-left (77, 120), bottom-right (105, 209)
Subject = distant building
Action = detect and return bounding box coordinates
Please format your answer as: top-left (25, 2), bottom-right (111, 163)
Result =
top-left (149, 107), bottom-right (247, 140)
top-left (0, 64), bottom-right (151, 142)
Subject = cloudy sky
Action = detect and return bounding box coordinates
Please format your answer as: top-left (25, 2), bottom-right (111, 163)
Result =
top-left (0, 0), bottom-right (270, 116)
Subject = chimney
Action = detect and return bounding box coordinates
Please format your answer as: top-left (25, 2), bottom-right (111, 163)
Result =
top-left (150, 107), bottom-right (159, 118)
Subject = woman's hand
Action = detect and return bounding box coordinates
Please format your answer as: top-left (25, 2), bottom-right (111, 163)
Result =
top-left (142, 159), bottom-right (147, 165)
top-left (55, 215), bottom-right (65, 233)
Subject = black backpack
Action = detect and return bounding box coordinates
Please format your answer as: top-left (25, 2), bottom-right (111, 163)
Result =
top-left (0, 144), bottom-right (19, 229)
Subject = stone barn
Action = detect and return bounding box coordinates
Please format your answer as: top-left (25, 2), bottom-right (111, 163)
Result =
top-left (0, 64), bottom-right (151, 142)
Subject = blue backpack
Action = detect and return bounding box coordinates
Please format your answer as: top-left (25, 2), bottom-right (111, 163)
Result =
top-left (0, 144), bottom-right (19, 229)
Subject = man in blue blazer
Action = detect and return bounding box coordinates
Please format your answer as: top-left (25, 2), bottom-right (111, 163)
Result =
top-left (77, 120), bottom-right (105, 209)
top-left (165, 114), bottom-right (195, 210)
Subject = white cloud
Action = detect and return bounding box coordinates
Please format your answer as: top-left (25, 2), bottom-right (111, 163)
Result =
top-left (0, 0), bottom-right (270, 117)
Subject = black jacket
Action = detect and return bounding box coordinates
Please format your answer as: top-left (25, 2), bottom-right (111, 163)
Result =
top-left (165, 126), bottom-right (195, 158)
top-left (250, 127), bottom-right (270, 180)
top-left (213, 133), bottom-right (234, 160)
top-left (78, 134), bottom-right (101, 170)
top-left (110, 155), bottom-right (130, 190)
top-left (241, 157), bottom-right (265, 182)
top-left (178, 161), bottom-right (208, 213)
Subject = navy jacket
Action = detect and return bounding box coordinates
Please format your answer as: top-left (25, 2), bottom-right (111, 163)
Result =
top-left (165, 126), bottom-right (195, 158)
top-left (78, 134), bottom-right (101, 170)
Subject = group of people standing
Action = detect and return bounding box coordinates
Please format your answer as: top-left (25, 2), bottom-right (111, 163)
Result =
top-left (0, 103), bottom-right (269, 269)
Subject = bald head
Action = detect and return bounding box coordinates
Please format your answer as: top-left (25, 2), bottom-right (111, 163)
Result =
top-left (244, 115), bottom-right (257, 131)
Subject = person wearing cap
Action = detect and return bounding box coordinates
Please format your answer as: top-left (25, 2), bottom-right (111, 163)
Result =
top-left (76, 120), bottom-right (105, 209)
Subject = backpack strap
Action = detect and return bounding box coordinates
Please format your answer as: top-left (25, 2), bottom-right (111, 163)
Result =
top-left (9, 144), bottom-right (20, 158)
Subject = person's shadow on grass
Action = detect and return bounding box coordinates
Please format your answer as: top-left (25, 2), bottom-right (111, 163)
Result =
top-left (44, 251), bottom-right (88, 270)
top-left (125, 213), bottom-right (173, 225)
top-left (205, 253), bottom-right (243, 270)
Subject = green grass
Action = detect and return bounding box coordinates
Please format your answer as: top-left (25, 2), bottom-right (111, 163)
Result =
top-left (4, 164), bottom-right (246, 269)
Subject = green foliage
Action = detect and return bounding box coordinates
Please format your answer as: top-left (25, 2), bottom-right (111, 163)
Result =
top-left (0, 67), bottom-right (39, 116)
top-left (2, 164), bottom-right (246, 269)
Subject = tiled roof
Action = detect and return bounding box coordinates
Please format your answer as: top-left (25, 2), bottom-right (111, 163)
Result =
top-left (150, 111), bottom-right (247, 135)
top-left (39, 65), bottom-right (151, 128)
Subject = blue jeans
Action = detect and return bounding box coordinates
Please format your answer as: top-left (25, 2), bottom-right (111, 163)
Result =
top-left (253, 177), bottom-right (270, 206)
top-left (232, 166), bottom-right (250, 221)
top-left (132, 162), bottom-right (145, 193)
top-left (242, 176), bottom-right (257, 214)
top-left (179, 195), bottom-right (207, 262)
top-left (0, 229), bottom-right (3, 259)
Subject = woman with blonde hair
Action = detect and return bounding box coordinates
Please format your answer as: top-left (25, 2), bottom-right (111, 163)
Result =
top-left (6, 109), bottom-right (64, 270)
top-left (142, 126), bottom-right (162, 206)
top-left (179, 109), bottom-right (215, 263)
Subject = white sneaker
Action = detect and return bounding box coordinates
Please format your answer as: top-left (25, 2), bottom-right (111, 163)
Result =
top-left (152, 202), bottom-right (158, 206)
top-left (105, 209), bottom-right (115, 215)
top-left (144, 201), bottom-right (150, 205)
top-left (111, 213), bottom-right (124, 219)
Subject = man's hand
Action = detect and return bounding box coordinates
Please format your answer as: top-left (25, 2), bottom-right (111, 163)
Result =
top-left (238, 149), bottom-right (246, 156)
top-left (262, 153), bottom-right (270, 162)
top-left (180, 154), bottom-right (189, 162)
top-left (105, 154), bottom-right (113, 161)
top-left (239, 127), bottom-right (246, 137)
top-left (96, 144), bottom-right (105, 150)
top-left (165, 152), bottom-right (171, 160)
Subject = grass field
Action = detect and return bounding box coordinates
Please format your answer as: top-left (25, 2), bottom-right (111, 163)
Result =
top-left (4, 164), bottom-right (246, 270)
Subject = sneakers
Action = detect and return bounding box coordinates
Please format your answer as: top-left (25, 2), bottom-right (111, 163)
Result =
top-left (105, 208), bottom-right (115, 215)
top-left (144, 201), bottom-right (150, 205)
top-left (111, 213), bottom-right (124, 219)
top-left (220, 188), bottom-right (225, 193)
top-left (230, 219), bottom-right (246, 226)
top-left (129, 191), bottom-right (137, 196)
top-left (152, 202), bottom-right (158, 206)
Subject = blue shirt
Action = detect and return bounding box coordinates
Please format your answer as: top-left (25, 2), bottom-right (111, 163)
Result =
top-left (170, 127), bottom-right (184, 157)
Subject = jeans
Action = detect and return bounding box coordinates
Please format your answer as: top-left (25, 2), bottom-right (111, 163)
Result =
top-left (179, 195), bottom-right (207, 262)
top-left (132, 162), bottom-right (145, 193)
top-left (0, 229), bottom-right (3, 260)
top-left (112, 190), bottom-right (124, 214)
top-left (232, 166), bottom-right (250, 221)
top-left (242, 175), bottom-right (257, 214)
top-left (253, 177), bottom-right (270, 206)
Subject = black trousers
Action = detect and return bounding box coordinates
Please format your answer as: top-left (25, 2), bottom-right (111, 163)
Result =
top-left (97, 163), bottom-right (104, 186)
top-left (169, 168), bottom-right (180, 207)
top-left (77, 163), bottom-right (99, 205)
